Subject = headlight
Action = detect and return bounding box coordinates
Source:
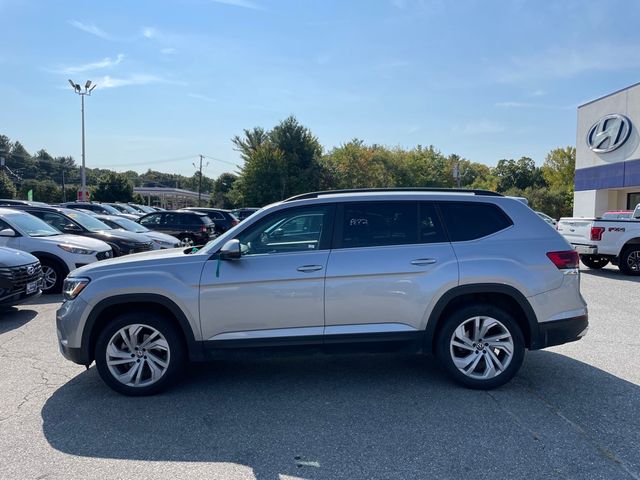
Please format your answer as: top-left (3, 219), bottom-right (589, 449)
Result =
top-left (58, 244), bottom-right (95, 255)
top-left (62, 277), bottom-right (90, 300)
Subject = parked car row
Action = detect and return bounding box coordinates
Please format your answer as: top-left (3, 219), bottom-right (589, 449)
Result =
top-left (0, 199), bottom-right (252, 294)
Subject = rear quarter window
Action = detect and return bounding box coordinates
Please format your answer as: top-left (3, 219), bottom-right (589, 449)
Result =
top-left (439, 202), bottom-right (513, 242)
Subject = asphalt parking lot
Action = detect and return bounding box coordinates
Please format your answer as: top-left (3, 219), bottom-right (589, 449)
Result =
top-left (0, 266), bottom-right (639, 480)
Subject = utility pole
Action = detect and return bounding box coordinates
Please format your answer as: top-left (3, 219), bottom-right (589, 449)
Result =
top-left (61, 162), bottom-right (66, 202)
top-left (193, 155), bottom-right (209, 206)
top-left (68, 79), bottom-right (96, 201)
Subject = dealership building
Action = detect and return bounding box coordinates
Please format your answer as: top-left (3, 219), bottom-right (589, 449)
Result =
top-left (574, 82), bottom-right (640, 216)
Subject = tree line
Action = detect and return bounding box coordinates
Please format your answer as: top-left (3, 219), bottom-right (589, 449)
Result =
top-left (0, 116), bottom-right (576, 218)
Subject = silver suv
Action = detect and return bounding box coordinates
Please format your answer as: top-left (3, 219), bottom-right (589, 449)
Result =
top-left (56, 189), bottom-right (588, 395)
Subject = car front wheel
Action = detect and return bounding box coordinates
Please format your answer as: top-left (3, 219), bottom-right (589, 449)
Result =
top-left (95, 313), bottom-right (185, 396)
top-left (436, 305), bottom-right (525, 389)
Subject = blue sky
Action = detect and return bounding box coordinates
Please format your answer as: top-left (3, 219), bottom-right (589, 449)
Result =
top-left (2, 0), bottom-right (640, 178)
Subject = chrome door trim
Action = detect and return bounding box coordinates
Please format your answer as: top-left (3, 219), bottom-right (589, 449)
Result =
top-left (208, 322), bottom-right (417, 341)
top-left (209, 326), bottom-right (323, 341)
top-left (324, 322), bottom-right (416, 335)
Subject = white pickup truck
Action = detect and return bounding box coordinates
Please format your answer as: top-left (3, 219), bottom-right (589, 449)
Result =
top-left (558, 204), bottom-right (640, 275)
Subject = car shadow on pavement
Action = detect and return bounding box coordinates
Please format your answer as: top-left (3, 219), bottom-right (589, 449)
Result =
top-left (25, 294), bottom-right (64, 306)
top-left (0, 308), bottom-right (37, 334)
top-left (580, 267), bottom-right (640, 282)
top-left (41, 351), bottom-right (640, 480)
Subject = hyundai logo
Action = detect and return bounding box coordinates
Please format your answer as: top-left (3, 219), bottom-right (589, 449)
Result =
top-left (587, 114), bottom-right (631, 153)
top-left (26, 266), bottom-right (34, 275)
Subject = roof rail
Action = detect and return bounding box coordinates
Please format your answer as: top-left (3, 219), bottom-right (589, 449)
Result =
top-left (284, 187), bottom-right (503, 202)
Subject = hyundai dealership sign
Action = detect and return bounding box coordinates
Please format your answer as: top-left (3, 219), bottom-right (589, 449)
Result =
top-left (586, 114), bottom-right (632, 153)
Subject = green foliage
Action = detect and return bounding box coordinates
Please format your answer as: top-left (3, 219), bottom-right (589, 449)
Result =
top-left (233, 116), bottom-right (323, 205)
top-left (542, 146), bottom-right (575, 193)
top-left (211, 172), bottom-right (238, 208)
top-left (493, 157), bottom-right (546, 191)
top-left (92, 172), bottom-right (134, 202)
top-left (19, 179), bottom-right (61, 203)
top-left (504, 186), bottom-right (572, 219)
top-left (0, 171), bottom-right (16, 198)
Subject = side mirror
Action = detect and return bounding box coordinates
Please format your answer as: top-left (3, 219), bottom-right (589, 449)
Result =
top-left (219, 239), bottom-right (241, 260)
top-left (0, 228), bottom-right (15, 237)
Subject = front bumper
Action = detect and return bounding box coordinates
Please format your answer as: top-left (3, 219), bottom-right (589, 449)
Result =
top-left (532, 314), bottom-right (588, 350)
top-left (572, 244), bottom-right (598, 255)
top-left (0, 289), bottom-right (41, 307)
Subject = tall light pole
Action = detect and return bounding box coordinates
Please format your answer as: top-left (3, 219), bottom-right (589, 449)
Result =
top-left (68, 79), bottom-right (96, 202)
top-left (193, 155), bottom-right (209, 206)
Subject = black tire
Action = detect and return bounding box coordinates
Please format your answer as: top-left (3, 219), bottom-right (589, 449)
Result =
top-left (580, 255), bottom-right (609, 269)
top-left (179, 235), bottom-right (196, 247)
top-left (38, 258), bottom-right (65, 294)
top-left (94, 313), bottom-right (185, 396)
top-left (618, 245), bottom-right (640, 276)
top-left (435, 304), bottom-right (525, 390)
top-left (107, 243), bottom-right (121, 257)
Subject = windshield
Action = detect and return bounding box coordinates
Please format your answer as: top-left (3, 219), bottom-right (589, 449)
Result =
top-left (7, 213), bottom-right (60, 237)
top-left (112, 204), bottom-right (139, 215)
top-left (66, 211), bottom-right (113, 232)
top-left (111, 217), bottom-right (149, 233)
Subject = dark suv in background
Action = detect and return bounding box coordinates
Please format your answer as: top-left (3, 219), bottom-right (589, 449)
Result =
top-left (138, 210), bottom-right (215, 246)
top-left (180, 207), bottom-right (239, 234)
top-left (0, 247), bottom-right (42, 308)
top-left (8, 205), bottom-right (153, 256)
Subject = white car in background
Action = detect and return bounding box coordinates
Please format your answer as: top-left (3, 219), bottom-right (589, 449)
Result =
top-left (94, 214), bottom-right (180, 250)
top-left (536, 211), bottom-right (557, 227)
top-left (0, 208), bottom-right (112, 293)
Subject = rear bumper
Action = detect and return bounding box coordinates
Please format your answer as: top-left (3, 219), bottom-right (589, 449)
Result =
top-left (532, 315), bottom-right (588, 350)
top-left (572, 244), bottom-right (598, 255)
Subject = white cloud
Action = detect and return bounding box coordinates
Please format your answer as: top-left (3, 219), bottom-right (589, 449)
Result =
top-left (210, 0), bottom-right (264, 10)
top-left (161, 47), bottom-right (177, 55)
top-left (61, 54), bottom-right (124, 74)
top-left (494, 44), bottom-right (640, 83)
top-left (68, 20), bottom-right (111, 40)
top-left (530, 89), bottom-right (546, 97)
top-left (495, 101), bottom-right (574, 110)
top-left (95, 74), bottom-right (178, 89)
top-left (142, 27), bottom-right (157, 39)
top-left (453, 120), bottom-right (505, 135)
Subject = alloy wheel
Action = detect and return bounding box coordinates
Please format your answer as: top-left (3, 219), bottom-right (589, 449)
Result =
top-left (449, 316), bottom-right (514, 380)
top-left (106, 324), bottom-right (171, 387)
top-left (627, 250), bottom-right (640, 272)
top-left (41, 265), bottom-right (57, 292)
top-left (180, 237), bottom-right (195, 247)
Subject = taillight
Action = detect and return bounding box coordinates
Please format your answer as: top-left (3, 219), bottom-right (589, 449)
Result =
top-left (200, 226), bottom-right (207, 233)
top-left (231, 219), bottom-right (239, 227)
top-left (590, 226), bottom-right (605, 241)
top-left (546, 250), bottom-right (579, 269)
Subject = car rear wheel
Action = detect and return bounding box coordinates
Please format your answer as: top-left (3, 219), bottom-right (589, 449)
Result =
top-left (619, 246), bottom-right (640, 276)
top-left (95, 313), bottom-right (185, 396)
top-left (580, 255), bottom-right (609, 269)
top-left (39, 258), bottom-right (65, 294)
top-left (436, 304), bottom-right (525, 389)
top-left (179, 235), bottom-right (195, 247)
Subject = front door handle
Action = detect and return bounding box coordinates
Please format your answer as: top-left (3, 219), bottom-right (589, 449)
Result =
top-left (411, 258), bottom-right (437, 266)
top-left (297, 265), bottom-right (323, 272)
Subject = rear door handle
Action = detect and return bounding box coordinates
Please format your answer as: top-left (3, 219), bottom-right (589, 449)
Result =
top-left (411, 258), bottom-right (437, 266)
top-left (297, 265), bottom-right (323, 272)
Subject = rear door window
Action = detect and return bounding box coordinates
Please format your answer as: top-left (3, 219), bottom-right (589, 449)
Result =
top-left (438, 202), bottom-right (513, 241)
top-left (140, 213), bottom-right (161, 226)
top-left (339, 202), bottom-right (418, 248)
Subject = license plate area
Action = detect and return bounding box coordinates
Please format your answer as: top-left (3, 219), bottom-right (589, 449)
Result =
top-left (26, 281), bottom-right (38, 295)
